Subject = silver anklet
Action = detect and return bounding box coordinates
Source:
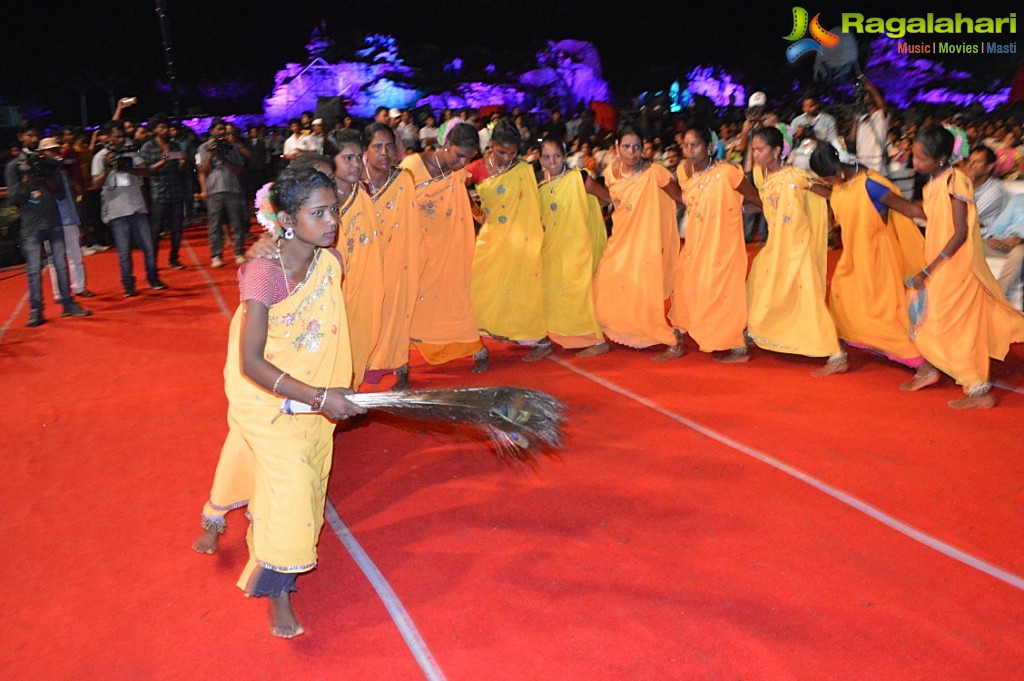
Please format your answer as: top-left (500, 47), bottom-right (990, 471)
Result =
top-left (966, 383), bottom-right (991, 397)
top-left (827, 351), bottom-right (848, 365)
top-left (201, 516), bottom-right (226, 535)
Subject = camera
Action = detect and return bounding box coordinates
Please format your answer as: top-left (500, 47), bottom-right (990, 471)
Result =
top-left (212, 137), bottom-right (233, 155)
top-left (25, 152), bottom-right (60, 178)
top-left (104, 142), bottom-right (137, 171)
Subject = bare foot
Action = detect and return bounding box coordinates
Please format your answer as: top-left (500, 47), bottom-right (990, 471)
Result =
top-left (391, 366), bottom-right (409, 391)
top-left (472, 351), bottom-right (489, 373)
top-left (523, 342), bottom-right (554, 362)
top-left (899, 369), bottom-right (939, 392)
top-left (811, 361), bottom-right (848, 377)
top-left (652, 343), bottom-right (685, 362)
top-left (192, 523), bottom-right (222, 555)
top-left (268, 591), bottom-right (305, 639)
top-left (949, 393), bottom-right (996, 409)
top-left (713, 349), bottom-right (750, 364)
top-left (576, 341), bottom-right (610, 358)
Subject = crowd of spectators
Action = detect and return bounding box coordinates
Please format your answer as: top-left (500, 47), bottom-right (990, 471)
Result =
top-left (4, 86), bottom-right (1024, 326)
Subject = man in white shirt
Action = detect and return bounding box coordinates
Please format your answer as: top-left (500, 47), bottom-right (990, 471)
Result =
top-left (307, 119), bottom-right (325, 154)
top-left (419, 114), bottom-right (439, 151)
top-left (282, 119), bottom-right (311, 160)
top-left (396, 110), bottom-right (418, 154)
top-left (967, 146), bottom-right (1023, 301)
top-left (853, 75), bottom-right (889, 173)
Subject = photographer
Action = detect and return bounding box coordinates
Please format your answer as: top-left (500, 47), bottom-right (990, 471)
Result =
top-left (852, 75), bottom-right (889, 174)
top-left (197, 118), bottom-right (247, 268)
top-left (140, 114), bottom-right (188, 269)
top-left (40, 137), bottom-right (95, 303)
top-left (92, 122), bottom-right (167, 297)
top-left (5, 122), bottom-right (92, 326)
top-left (789, 93), bottom-right (838, 170)
top-left (735, 91), bottom-right (772, 243)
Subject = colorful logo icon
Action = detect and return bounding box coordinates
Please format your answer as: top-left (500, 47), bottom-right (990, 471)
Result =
top-left (784, 7), bottom-right (840, 62)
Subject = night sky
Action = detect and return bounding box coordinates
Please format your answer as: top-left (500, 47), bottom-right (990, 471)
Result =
top-left (2, 0), bottom-right (1020, 126)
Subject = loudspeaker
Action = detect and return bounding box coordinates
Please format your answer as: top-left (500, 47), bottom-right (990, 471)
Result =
top-left (314, 96), bottom-right (346, 129)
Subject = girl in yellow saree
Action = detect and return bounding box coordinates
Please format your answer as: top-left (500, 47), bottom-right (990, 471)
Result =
top-left (746, 127), bottom-right (847, 376)
top-left (360, 123), bottom-right (421, 389)
top-left (399, 123), bottom-right (488, 371)
top-left (901, 126), bottom-right (1024, 408)
top-left (668, 128), bottom-right (761, 361)
top-left (471, 120), bottom-right (546, 351)
top-left (327, 129), bottom-right (385, 388)
top-left (809, 142), bottom-right (926, 370)
top-left (198, 169), bottom-right (365, 639)
top-left (592, 125), bottom-right (684, 358)
top-left (531, 137), bottom-right (609, 358)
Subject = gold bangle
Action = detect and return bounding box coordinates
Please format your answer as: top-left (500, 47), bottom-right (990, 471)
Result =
top-left (272, 371), bottom-right (288, 396)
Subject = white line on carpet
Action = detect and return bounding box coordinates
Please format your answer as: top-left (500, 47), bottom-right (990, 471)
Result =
top-left (549, 355), bottom-right (1024, 592)
top-left (992, 380), bottom-right (1024, 396)
top-left (185, 237), bottom-right (233, 318)
top-left (0, 291), bottom-right (27, 343)
top-left (325, 501), bottom-right (447, 681)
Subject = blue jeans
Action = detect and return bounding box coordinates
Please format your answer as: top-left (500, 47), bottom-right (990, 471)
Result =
top-left (21, 221), bottom-right (72, 313)
top-left (109, 211), bottom-right (159, 292)
top-left (149, 200), bottom-right (185, 266)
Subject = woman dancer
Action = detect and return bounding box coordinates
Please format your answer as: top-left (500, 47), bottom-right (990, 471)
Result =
top-left (532, 137), bottom-right (609, 358)
top-left (901, 125), bottom-right (1024, 408)
top-left (360, 123), bottom-right (421, 389)
top-left (591, 125), bottom-right (684, 359)
top-left (809, 142), bottom-right (926, 371)
top-left (470, 120), bottom-right (547, 357)
top-left (746, 126), bottom-right (847, 375)
top-left (325, 129), bottom-right (385, 388)
top-left (196, 168), bottom-right (365, 638)
top-left (668, 128), bottom-right (761, 362)
top-left (398, 123), bottom-right (488, 372)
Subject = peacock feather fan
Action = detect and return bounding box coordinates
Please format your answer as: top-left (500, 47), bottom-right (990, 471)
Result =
top-left (283, 387), bottom-right (567, 464)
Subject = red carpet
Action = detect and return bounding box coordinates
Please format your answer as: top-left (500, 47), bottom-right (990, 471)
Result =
top-left (2, 226), bottom-right (1023, 680)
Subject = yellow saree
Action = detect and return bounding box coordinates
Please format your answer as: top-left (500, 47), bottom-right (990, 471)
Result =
top-left (221, 250), bottom-right (352, 589)
top-left (915, 169), bottom-right (1024, 390)
top-left (592, 162), bottom-right (679, 348)
top-left (827, 170), bottom-right (924, 365)
top-left (471, 160), bottom-right (545, 341)
top-left (399, 154), bottom-right (483, 364)
top-left (668, 161), bottom-right (748, 352)
top-left (747, 165), bottom-right (841, 357)
top-left (365, 168), bottom-right (421, 373)
top-left (338, 185), bottom-right (384, 386)
top-left (585, 192), bottom-right (608, 270)
top-left (538, 168), bottom-right (603, 349)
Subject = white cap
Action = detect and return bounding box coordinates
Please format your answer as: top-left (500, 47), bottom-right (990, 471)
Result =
top-left (748, 91), bottom-right (767, 108)
top-left (388, 108), bottom-right (401, 118)
top-left (311, 118), bottom-right (323, 126)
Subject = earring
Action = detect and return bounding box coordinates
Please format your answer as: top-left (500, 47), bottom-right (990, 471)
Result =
top-left (284, 227), bottom-right (294, 240)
